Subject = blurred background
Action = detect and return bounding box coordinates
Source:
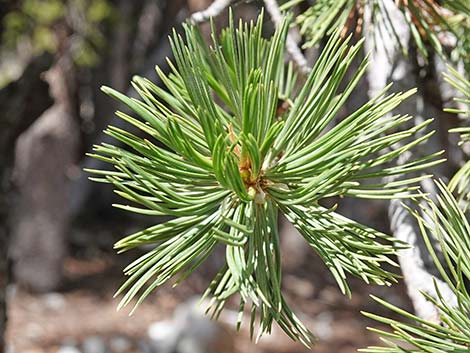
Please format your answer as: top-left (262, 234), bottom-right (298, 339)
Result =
top-left (0, 1), bottom-right (421, 352)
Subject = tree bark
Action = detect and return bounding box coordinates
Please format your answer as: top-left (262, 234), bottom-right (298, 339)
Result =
top-left (364, 1), bottom-right (457, 320)
top-left (10, 56), bottom-right (80, 292)
top-left (0, 54), bottom-right (52, 353)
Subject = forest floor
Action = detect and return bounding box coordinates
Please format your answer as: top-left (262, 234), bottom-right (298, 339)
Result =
top-left (6, 245), bottom-right (413, 353)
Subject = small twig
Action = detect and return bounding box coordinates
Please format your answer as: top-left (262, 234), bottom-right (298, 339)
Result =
top-left (263, 0), bottom-right (311, 74)
top-left (388, 154), bottom-right (457, 322)
top-left (190, 0), bottom-right (310, 73)
top-left (390, 201), bottom-right (457, 322)
top-left (190, 0), bottom-right (232, 24)
top-left (365, 0), bottom-right (457, 321)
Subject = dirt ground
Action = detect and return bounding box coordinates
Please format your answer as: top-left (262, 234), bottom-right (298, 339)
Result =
top-left (6, 244), bottom-right (413, 353)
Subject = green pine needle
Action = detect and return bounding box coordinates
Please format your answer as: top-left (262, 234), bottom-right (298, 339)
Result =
top-left (89, 10), bottom-right (439, 345)
top-left (362, 181), bottom-right (470, 352)
top-left (290, 0), bottom-right (465, 61)
top-left (445, 65), bottom-right (470, 206)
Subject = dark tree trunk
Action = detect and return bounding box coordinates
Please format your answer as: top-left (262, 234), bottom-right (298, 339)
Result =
top-left (0, 54), bottom-right (52, 353)
top-left (70, 0), bottom-right (187, 218)
top-left (11, 54), bottom-right (80, 292)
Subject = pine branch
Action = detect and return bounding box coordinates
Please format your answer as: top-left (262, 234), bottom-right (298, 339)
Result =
top-left (389, 156), bottom-right (457, 322)
top-left (445, 66), bottom-right (470, 204)
top-left (364, 54), bottom-right (470, 353)
top-left (289, 0), bottom-right (465, 63)
top-left (363, 6), bottom-right (456, 321)
top-left (363, 181), bottom-right (470, 353)
top-left (89, 10), bottom-right (440, 345)
top-left (263, 0), bottom-right (310, 74)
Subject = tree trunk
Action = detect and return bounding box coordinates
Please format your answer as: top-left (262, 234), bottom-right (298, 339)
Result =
top-left (0, 54), bottom-right (52, 353)
top-left (11, 56), bottom-right (79, 292)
